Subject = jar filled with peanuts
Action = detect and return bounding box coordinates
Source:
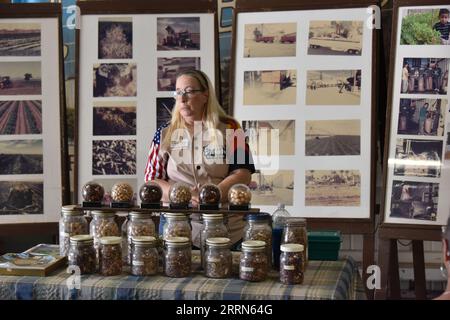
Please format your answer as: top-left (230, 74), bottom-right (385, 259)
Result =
top-left (59, 205), bottom-right (88, 256)
top-left (111, 182), bottom-right (134, 204)
top-left (280, 244), bottom-right (304, 285)
top-left (205, 237), bottom-right (232, 278)
top-left (168, 182), bottom-right (192, 208)
top-left (200, 214), bottom-right (228, 269)
top-left (243, 213), bottom-right (272, 269)
top-left (131, 236), bottom-right (158, 276)
top-left (124, 212), bottom-right (156, 265)
top-left (239, 240), bottom-right (268, 282)
top-left (281, 217), bottom-right (308, 269)
top-left (68, 235), bottom-right (96, 274)
top-left (99, 236), bottom-right (122, 276)
top-left (90, 210), bottom-right (120, 256)
top-left (164, 237), bottom-right (191, 278)
top-left (162, 212), bottom-right (191, 241)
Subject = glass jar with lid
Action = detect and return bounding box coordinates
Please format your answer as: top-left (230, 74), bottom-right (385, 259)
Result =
top-left (164, 237), bottom-right (191, 278)
top-left (199, 183), bottom-right (221, 209)
top-left (139, 182), bottom-right (163, 204)
top-left (125, 212), bottom-right (156, 265)
top-left (59, 205), bottom-right (88, 256)
top-left (228, 184), bottom-right (252, 208)
top-left (98, 236), bottom-right (122, 276)
top-left (131, 236), bottom-right (159, 276)
top-left (162, 212), bottom-right (191, 241)
top-left (111, 182), bottom-right (134, 203)
top-left (281, 217), bottom-right (308, 268)
top-left (243, 213), bottom-right (272, 269)
top-left (90, 210), bottom-right (120, 255)
top-left (200, 214), bottom-right (228, 269)
top-left (68, 235), bottom-right (96, 274)
top-left (280, 244), bottom-right (304, 285)
top-left (168, 182), bottom-right (192, 208)
top-left (239, 240), bottom-right (268, 282)
top-left (205, 237), bottom-right (232, 278)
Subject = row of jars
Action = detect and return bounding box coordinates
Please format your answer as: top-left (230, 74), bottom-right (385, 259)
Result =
top-left (82, 181), bottom-right (253, 207)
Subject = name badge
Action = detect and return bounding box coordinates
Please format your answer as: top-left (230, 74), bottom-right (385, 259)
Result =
top-left (203, 145), bottom-right (226, 160)
top-left (171, 139), bottom-right (190, 150)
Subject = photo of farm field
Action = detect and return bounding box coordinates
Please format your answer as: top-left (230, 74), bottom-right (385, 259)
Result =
top-left (0, 139), bottom-right (43, 175)
top-left (305, 120), bottom-right (360, 156)
top-left (93, 101), bottom-right (136, 136)
top-left (0, 100), bottom-right (42, 135)
top-left (0, 23), bottom-right (40, 56)
top-left (0, 62), bottom-right (41, 95)
top-left (0, 181), bottom-right (43, 215)
top-left (305, 170), bottom-right (360, 206)
top-left (92, 139), bottom-right (136, 175)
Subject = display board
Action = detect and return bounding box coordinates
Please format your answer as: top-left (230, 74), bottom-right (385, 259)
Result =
top-left (0, 3), bottom-right (69, 225)
top-left (231, 0), bottom-right (378, 222)
top-left (75, 0), bottom-right (219, 203)
top-left (381, 0), bottom-right (450, 227)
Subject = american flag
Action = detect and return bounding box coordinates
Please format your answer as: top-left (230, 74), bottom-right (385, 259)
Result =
top-left (144, 123), bottom-right (169, 181)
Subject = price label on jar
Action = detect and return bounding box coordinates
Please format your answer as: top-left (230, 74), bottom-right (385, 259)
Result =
top-left (241, 266), bottom-right (254, 272)
top-left (283, 265), bottom-right (295, 270)
top-left (132, 260), bottom-right (145, 266)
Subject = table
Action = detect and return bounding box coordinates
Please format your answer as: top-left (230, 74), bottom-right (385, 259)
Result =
top-left (0, 253), bottom-right (366, 300)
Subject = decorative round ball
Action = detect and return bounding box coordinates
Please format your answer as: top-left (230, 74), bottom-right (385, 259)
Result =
top-left (228, 184), bottom-right (252, 206)
top-left (81, 181), bottom-right (104, 202)
top-left (169, 183), bottom-right (192, 205)
top-left (139, 182), bottom-right (163, 203)
top-left (111, 183), bottom-right (133, 202)
top-left (199, 184), bottom-right (221, 205)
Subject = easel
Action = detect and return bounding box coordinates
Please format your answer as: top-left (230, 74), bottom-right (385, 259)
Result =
top-left (231, 0), bottom-right (381, 300)
top-left (375, 225), bottom-right (441, 299)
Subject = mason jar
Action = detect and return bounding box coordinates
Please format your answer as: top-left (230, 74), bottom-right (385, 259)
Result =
top-left (59, 205), bottom-right (88, 256)
top-left (205, 237), bottom-right (232, 278)
top-left (124, 212), bottom-right (156, 265)
top-left (280, 243), bottom-right (304, 285)
top-left (131, 236), bottom-right (158, 276)
top-left (200, 214), bottom-right (228, 269)
top-left (89, 210), bottom-right (120, 256)
top-left (282, 218), bottom-right (308, 268)
top-left (162, 213), bottom-right (191, 241)
top-left (98, 236), bottom-right (122, 276)
top-left (164, 237), bottom-right (191, 278)
top-left (68, 235), bottom-right (96, 274)
top-left (243, 213), bottom-right (272, 268)
top-left (239, 240), bottom-right (268, 282)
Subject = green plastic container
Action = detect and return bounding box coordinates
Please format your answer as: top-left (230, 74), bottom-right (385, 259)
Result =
top-left (307, 230), bottom-right (341, 261)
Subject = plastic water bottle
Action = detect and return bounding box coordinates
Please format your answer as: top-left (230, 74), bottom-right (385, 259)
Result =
top-left (272, 203), bottom-right (290, 269)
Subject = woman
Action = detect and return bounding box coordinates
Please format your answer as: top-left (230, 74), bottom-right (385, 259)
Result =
top-left (434, 216), bottom-right (450, 300)
top-left (144, 69), bottom-right (255, 248)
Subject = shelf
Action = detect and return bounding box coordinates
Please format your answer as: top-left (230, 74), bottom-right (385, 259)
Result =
top-left (75, 205), bottom-right (260, 215)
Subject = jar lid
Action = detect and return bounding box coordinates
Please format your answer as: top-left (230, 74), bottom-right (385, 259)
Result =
top-left (132, 236), bottom-right (156, 245)
top-left (99, 236), bottom-right (121, 245)
top-left (206, 237), bottom-right (230, 247)
top-left (285, 217), bottom-right (306, 226)
top-left (62, 205), bottom-right (83, 215)
top-left (246, 213), bottom-right (271, 221)
top-left (70, 235), bottom-right (93, 243)
top-left (129, 211), bottom-right (152, 219)
top-left (163, 212), bottom-right (189, 220)
top-left (91, 210), bottom-right (116, 217)
top-left (202, 213), bottom-right (223, 220)
top-left (241, 240), bottom-right (266, 250)
top-left (281, 243), bottom-right (304, 252)
top-left (165, 236), bottom-right (190, 246)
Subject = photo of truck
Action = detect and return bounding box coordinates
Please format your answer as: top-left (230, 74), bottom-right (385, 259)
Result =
top-left (308, 20), bottom-right (363, 56)
top-left (157, 17), bottom-right (200, 51)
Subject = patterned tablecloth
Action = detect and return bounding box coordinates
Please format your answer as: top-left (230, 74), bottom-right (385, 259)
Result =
top-left (0, 253), bottom-right (366, 300)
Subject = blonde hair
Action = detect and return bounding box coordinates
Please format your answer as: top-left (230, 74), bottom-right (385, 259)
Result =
top-left (162, 70), bottom-right (232, 148)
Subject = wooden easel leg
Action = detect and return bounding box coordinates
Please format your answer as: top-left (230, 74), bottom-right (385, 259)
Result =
top-left (375, 238), bottom-right (390, 299)
top-left (412, 240), bottom-right (427, 300)
top-left (389, 240), bottom-right (401, 299)
top-left (363, 233), bottom-right (375, 300)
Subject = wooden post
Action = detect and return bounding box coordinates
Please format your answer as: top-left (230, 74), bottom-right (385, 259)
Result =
top-left (412, 240), bottom-right (426, 299)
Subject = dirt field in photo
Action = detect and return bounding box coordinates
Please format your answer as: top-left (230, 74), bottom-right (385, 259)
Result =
top-left (305, 184), bottom-right (360, 206)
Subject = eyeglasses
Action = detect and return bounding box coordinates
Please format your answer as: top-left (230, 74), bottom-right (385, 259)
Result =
top-left (173, 89), bottom-right (203, 99)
